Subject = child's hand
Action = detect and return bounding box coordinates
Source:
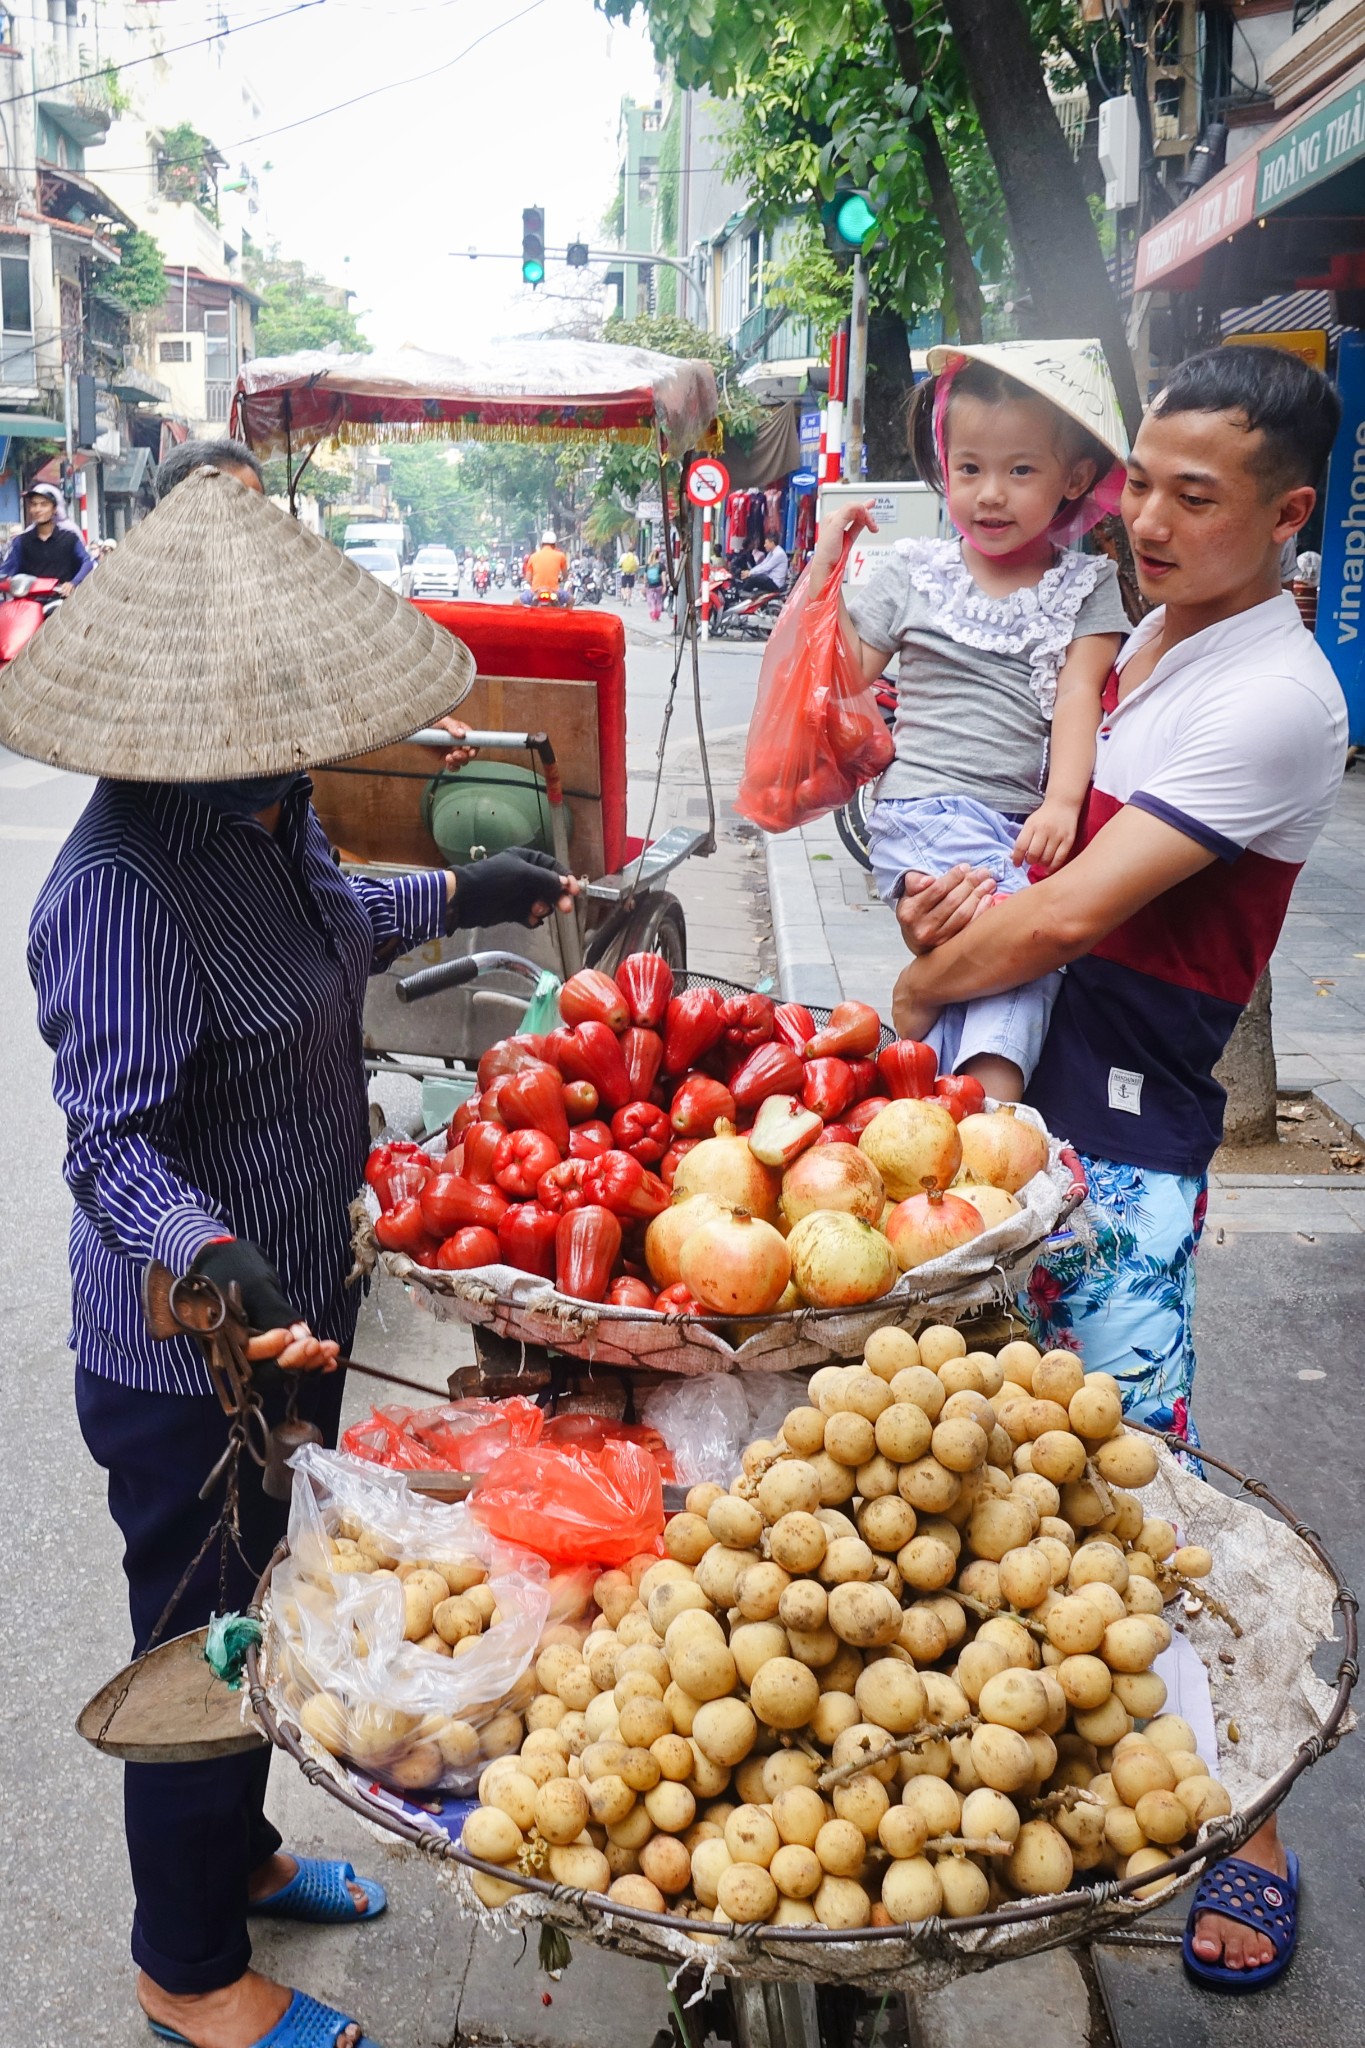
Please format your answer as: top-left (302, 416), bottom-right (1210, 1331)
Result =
top-left (808, 499), bottom-right (879, 593)
top-left (1013, 798), bottom-right (1080, 874)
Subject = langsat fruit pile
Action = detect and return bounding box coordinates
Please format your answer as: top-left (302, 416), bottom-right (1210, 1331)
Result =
top-left (459, 1328), bottom-right (1226, 1924)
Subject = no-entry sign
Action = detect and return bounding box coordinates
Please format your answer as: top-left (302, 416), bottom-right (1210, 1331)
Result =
top-left (685, 458), bottom-right (730, 508)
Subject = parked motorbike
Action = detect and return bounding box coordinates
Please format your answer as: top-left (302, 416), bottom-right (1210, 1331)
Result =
top-left (833, 672), bottom-right (897, 871)
top-left (707, 565), bottom-right (784, 640)
top-left (0, 573), bottom-right (63, 665)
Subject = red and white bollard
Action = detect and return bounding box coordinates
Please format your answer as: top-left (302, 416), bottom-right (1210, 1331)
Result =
top-left (700, 502), bottom-right (712, 642)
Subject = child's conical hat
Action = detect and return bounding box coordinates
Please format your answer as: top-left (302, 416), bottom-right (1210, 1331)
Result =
top-left (927, 338), bottom-right (1129, 464)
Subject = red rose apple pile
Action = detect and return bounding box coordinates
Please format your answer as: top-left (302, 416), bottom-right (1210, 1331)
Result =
top-left (366, 956), bottom-right (1051, 1315)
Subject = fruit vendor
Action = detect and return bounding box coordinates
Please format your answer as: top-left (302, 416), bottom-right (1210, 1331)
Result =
top-left (890, 344), bottom-right (1346, 1993)
top-left (18, 462), bottom-right (577, 2048)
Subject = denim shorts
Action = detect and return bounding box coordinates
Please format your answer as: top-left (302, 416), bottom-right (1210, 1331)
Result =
top-left (867, 793), bottom-right (1059, 1083)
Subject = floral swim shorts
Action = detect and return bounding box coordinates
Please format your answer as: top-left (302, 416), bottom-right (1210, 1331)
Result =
top-left (1020, 1152), bottom-right (1209, 1453)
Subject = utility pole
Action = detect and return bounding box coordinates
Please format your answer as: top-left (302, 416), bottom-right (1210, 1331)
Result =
top-left (844, 253), bottom-right (869, 484)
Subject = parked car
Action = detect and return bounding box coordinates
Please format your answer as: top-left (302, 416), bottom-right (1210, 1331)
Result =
top-left (346, 544), bottom-right (403, 594)
top-left (409, 545), bottom-right (462, 599)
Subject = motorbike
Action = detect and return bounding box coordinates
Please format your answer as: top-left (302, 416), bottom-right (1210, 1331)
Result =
top-left (519, 583), bottom-right (574, 610)
top-left (707, 564), bottom-right (784, 641)
top-left (494, 560), bottom-right (506, 587)
top-left (0, 573), bottom-right (63, 665)
top-left (833, 672), bottom-right (897, 871)
top-left (473, 562), bottom-right (491, 598)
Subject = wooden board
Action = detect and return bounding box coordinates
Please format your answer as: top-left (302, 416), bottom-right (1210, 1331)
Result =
top-left (311, 673), bottom-right (604, 874)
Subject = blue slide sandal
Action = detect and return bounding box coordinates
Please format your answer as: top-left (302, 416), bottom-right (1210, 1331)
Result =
top-left (148, 1987), bottom-right (383, 2046)
top-left (251, 1856), bottom-right (387, 1924)
top-left (1182, 1849), bottom-right (1300, 1993)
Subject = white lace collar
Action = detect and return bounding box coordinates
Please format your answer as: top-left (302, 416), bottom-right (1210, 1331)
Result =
top-left (895, 535), bottom-right (1103, 717)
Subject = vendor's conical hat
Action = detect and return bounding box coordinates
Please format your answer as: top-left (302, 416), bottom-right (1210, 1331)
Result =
top-left (0, 466), bottom-right (475, 780)
top-left (926, 338), bottom-right (1129, 463)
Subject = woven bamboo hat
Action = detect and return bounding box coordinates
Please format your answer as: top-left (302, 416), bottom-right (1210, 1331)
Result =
top-left (0, 466), bottom-right (475, 779)
top-left (926, 338), bottom-right (1129, 465)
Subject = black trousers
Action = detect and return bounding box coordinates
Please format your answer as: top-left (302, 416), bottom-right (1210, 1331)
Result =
top-left (742, 574), bottom-right (782, 596)
top-left (76, 1363), bottom-right (346, 1996)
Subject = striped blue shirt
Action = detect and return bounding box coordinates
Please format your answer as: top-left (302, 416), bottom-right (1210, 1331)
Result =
top-left (29, 777), bottom-right (447, 1396)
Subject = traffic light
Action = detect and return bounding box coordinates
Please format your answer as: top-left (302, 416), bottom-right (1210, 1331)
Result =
top-left (820, 180), bottom-right (881, 257)
top-left (566, 240), bottom-right (589, 269)
top-left (521, 206), bottom-right (545, 287)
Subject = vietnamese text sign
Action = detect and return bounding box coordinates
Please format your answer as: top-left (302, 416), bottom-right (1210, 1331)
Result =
top-left (1258, 70), bottom-right (1365, 214)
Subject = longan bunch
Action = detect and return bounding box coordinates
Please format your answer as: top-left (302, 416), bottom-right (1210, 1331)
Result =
top-left (461, 1327), bottom-right (1225, 1924)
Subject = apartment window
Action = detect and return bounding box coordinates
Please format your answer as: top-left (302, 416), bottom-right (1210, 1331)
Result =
top-left (204, 306), bottom-right (232, 420)
top-left (747, 228), bottom-right (762, 315)
top-left (159, 338), bottom-right (191, 363)
top-left (0, 250), bottom-right (34, 385)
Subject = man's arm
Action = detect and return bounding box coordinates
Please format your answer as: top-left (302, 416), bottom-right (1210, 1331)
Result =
top-left (69, 531), bottom-right (95, 587)
top-left (893, 804), bottom-right (1218, 1037)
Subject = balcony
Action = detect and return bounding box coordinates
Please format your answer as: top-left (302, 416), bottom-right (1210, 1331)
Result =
top-left (34, 40), bottom-right (113, 146)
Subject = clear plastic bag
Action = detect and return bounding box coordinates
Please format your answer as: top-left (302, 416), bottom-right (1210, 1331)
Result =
top-left (639, 1374), bottom-right (750, 1487)
top-left (267, 1445), bottom-right (552, 1794)
top-left (736, 537), bottom-right (894, 833)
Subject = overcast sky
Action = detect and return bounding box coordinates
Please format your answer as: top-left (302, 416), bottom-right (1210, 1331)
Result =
top-left (160, 0), bottom-right (661, 352)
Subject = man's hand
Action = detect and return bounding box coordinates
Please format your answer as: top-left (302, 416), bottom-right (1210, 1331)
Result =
top-left (892, 962), bottom-right (941, 1044)
top-left (1012, 798), bottom-right (1080, 874)
top-left (434, 714), bottom-right (476, 771)
top-left (896, 866), bottom-right (996, 955)
top-left (54, 580), bottom-right (74, 598)
top-left (449, 846), bottom-right (581, 929)
top-left (245, 1324), bottom-right (341, 1372)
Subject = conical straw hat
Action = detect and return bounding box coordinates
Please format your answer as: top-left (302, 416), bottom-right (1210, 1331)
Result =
top-left (0, 466), bottom-right (475, 780)
top-left (926, 338), bottom-right (1129, 463)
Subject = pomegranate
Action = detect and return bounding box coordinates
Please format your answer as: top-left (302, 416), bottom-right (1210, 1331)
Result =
top-left (952, 1181), bottom-right (1022, 1229)
top-left (643, 1191), bottom-right (733, 1289)
top-left (786, 1209), bottom-right (898, 1307)
top-left (671, 1123), bottom-right (781, 1222)
top-left (884, 1191), bottom-right (985, 1271)
top-left (779, 1142), bottom-right (884, 1229)
top-left (957, 1106), bottom-right (1049, 1193)
top-left (679, 1209), bottom-right (791, 1314)
top-left (858, 1099), bottom-right (962, 1202)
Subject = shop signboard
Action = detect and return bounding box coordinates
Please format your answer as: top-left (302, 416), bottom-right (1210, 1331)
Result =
top-left (1257, 68), bottom-right (1365, 215)
top-left (1316, 331), bottom-right (1365, 744)
top-left (1224, 329), bottom-right (1329, 371)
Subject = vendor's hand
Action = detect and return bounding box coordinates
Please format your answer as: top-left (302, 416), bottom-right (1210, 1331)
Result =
top-left (245, 1324), bottom-right (342, 1373)
top-left (807, 499), bottom-right (878, 595)
top-left (449, 846), bottom-right (580, 929)
top-left (434, 714), bottom-right (476, 771)
top-left (892, 961), bottom-right (941, 1044)
top-left (54, 580), bottom-right (74, 598)
top-left (1012, 797), bottom-right (1079, 874)
top-left (895, 866), bottom-right (995, 954)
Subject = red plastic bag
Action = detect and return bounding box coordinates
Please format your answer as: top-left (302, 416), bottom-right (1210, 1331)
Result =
top-left (736, 537), bottom-right (894, 833)
top-left (541, 1412), bottom-right (677, 1482)
top-left (470, 1440), bottom-right (664, 1568)
top-left (341, 1397), bottom-right (544, 1473)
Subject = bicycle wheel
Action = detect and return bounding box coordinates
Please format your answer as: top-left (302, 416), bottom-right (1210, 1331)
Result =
top-left (834, 781), bottom-right (875, 871)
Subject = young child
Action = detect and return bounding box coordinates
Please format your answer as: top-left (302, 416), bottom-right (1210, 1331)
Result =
top-left (810, 339), bottom-right (1132, 1101)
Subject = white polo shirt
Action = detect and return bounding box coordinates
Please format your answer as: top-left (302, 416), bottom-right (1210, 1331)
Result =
top-left (1027, 593), bottom-right (1347, 1176)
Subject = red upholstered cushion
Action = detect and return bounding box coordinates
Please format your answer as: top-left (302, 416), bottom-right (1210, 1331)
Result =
top-left (413, 601), bottom-right (628, 876)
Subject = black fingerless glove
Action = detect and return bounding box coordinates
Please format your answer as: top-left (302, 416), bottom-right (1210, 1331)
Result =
top-left (450, 847), bottom-right (569, 930)
top-left (191, 1239), bottom-right (299, 1332)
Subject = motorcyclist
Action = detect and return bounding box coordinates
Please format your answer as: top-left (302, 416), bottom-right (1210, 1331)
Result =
top-left (523, 528), bottom-right (569, 603)
top-left (2, 483), bottom-right (95, 596)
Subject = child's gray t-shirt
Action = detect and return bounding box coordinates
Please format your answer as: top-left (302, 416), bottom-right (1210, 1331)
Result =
top-left (845, 537), bottom-right (1131, 816)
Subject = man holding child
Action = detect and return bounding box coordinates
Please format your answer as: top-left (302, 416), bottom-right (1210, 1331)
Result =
top-left (815, 342), bottom-right (1346, 1991)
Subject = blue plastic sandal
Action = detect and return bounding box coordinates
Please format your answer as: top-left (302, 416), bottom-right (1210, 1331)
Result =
top-left (251, 1856), bottom-right (386, 1924)
top-left (1182, 1849), bottom-right (1299, 1993)
top-left (147, 1988), bottom-right (382, 2047)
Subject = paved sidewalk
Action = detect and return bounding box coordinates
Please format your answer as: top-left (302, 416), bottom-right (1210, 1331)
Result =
top-left (768, 764), bottom-right (1365, 1126)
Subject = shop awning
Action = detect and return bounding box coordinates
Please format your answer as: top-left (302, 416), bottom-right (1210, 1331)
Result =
top-left (0, 412), bottom-right (65, 438)
top-left (1136, 55), bottom-right (1365, 292)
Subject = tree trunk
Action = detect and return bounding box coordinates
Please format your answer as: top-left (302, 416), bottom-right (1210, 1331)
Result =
top-left (937, 0), bottom-right (1142, 435)
top-left (864, 309), bottom-right (917, 478)
top-left (1214, 971), bottom-right (1279, 1147)
top-left (881, 0), bottom-right (985, 345)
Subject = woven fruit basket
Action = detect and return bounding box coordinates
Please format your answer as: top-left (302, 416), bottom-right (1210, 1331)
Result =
top-left (247, 1428), bottom-right (1354, 1996)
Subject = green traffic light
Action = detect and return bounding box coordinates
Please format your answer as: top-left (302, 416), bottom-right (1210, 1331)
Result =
top-left (834, 191), bottom-right (879, 247)
top-left (522, 258), bottom-right (545, 284)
